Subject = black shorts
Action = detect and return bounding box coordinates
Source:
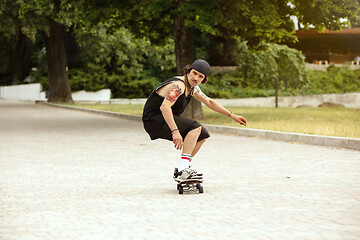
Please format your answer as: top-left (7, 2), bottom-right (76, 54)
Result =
top-left (142, 114), bottom-right (210, 142)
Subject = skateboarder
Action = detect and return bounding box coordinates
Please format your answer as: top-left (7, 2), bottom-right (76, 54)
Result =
top-left (142, 59), bottom-right (247, 180)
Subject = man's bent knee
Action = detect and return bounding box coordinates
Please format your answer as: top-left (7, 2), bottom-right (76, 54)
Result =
top-left (188, 126), bottom-right (202, 136)
top-left (200, 138), bottom-right (207, 143)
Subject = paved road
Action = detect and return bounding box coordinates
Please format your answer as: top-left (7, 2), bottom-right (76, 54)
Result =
top-left (1, 100), bottom-right (359, 240)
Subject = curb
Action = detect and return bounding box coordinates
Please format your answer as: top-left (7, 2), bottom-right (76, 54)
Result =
top-left (202, 124), bottom-right (360, 151)
top-left (37, 101), bottom-right (142, 122)
top-left (37, 102), bottom-right (360, 151)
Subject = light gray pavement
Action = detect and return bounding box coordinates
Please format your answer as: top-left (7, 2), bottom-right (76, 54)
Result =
top-left (1, 100), bottom-right (360, 240)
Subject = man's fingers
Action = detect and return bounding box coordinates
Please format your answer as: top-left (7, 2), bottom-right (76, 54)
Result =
top-left (239, 117), bottom-right (247, 126)
top-left (174, 139), bottom-right (183, 150)
top-left (175, 143), bottom-right (182, 150)
top-left (179, 140), bottom-right (183, 150)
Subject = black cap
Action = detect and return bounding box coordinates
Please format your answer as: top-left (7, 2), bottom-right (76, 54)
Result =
top-left (191, 59), bottom-right (210, 78)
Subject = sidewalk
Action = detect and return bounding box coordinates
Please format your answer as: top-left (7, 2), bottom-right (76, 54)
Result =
top-left (1, 100), bottom-right (360, 240)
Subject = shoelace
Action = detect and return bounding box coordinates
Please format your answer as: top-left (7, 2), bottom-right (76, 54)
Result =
top-left (186, 168), bottom-right (202, 178)
top-left (186, 165), bottom-right (195, 172)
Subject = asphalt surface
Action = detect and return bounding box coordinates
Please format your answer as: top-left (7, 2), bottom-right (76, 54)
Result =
top-left (1, 100), bottom-right (360, 240)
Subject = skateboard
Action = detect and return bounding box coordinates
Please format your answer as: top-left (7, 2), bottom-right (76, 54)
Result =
top-left (175, 178), bottom-right (204, 194)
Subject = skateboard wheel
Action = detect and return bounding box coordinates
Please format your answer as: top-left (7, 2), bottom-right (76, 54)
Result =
top-left (177, 183), bottom-right (180, 190)
top-left (198, 185), bottom-right (203, 194)
top-left (179, 186), bottom-right (184, 194)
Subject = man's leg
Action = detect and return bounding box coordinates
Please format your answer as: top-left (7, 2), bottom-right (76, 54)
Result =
top-left (191, 138), bottom-right (207, 157)
top-left (182, 126), bottom-right (202, 154)
top-left (177, 127), bottom-right (201, 172)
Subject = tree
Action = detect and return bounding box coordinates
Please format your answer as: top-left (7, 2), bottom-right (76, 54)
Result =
top-left (267, 43), bottom-right (307, 107)
top-left (292, 0), bottom-right (360, 30)
top-left (0, 0), bottom-right (29, 85)
top-left (126, 0), bottom-right (204, 119)
top-left (122, 0), bottom-right (359, 116)
top-left (70, 21), bottom-right (176, 98)
top-left (16, 0), bottom-right (78, 102)
top-left (172, 0), bottom-right (202, 119)
top-left (44, 18), bottom-right (72, 102)
top-left (15, 0), bottom-right (131, 102)
top-left (236, 41), bottom-right (307, 107)
top-left (127, 0), bottom-right (301, 118)
top-left (3, 0), bottom-right (358, 104)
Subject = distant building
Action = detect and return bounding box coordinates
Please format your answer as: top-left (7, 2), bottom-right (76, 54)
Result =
top-left (288, 28), bottom-right (360, 65)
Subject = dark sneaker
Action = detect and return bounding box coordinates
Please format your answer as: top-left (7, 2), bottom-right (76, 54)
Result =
top-left (173, 168), bottom-right (180, 179)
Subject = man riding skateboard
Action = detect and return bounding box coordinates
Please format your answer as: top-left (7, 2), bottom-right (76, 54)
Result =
top-left (142, 59), bottom-right (247, 181)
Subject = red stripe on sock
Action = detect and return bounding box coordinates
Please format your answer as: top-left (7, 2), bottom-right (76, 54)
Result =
top-left (181, 156), bottom-right (191, 161)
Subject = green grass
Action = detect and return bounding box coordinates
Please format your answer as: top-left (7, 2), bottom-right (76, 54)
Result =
top-left (69, 104), bottom-right (360, 139)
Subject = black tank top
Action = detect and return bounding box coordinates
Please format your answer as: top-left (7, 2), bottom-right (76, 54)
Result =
top-left (142, 77), bottom-right (191, 120)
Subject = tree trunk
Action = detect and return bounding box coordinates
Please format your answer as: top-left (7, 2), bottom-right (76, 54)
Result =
top-left (12, 32), bottom-right (27, 85)
top-left (173, 2), bottom-right (203, 119)
top-left (181, 98), bottom-right (204, 120)
top-left (44, 18), bottom-right (73, 103)
top-left (173, 14), bottom-right (196, 74)
top-left (275, 78), bottom-right (279, 108)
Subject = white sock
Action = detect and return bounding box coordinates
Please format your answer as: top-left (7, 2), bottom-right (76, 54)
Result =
top-left (179, 153), bottom-right (192, 171)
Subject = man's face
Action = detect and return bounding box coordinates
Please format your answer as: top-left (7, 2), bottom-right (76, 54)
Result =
top-left (188, 69), bottom-right (205, 88)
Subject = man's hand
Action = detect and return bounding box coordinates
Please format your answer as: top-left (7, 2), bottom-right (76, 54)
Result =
top-left (172, 130), bottom-right (183, 150)
top-left (231, 114), bottom-right (247, 126)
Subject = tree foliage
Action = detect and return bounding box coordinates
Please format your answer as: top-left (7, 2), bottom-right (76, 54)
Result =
top-left (69, 22), bottom-right (176, 98)
top-left (0, 0), bottom-right (359, 103)
top-left (127, 0), bottom-right (297, 47)
top-left (0, 0), bottom-right (29, 84)
top-left (291, 0), bottom-right (360, 30)
top-left (202, 40), bottom-right (308, 104)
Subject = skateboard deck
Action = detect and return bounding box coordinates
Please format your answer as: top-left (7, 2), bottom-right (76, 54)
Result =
top-left (175, 178), bottom-right (204, 194)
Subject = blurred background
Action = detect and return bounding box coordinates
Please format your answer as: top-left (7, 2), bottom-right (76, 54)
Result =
top-left (0, 0), bottom-right (359, 103)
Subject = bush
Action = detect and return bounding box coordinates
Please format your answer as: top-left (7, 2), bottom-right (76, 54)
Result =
top-left (69, 25), bottom-right (176, 98)
top-left (68, 64), bottom-right (162, 98)
top-left (68, 64), bottom-right (108, 92)
top-left (201, 70), bottom-right (242, 98)
top-left (299, 66), bottom-right (360, 95)
top-left (202, 41), bottom-right (359, 98)
top-left (0, 74), bottom-right (12, 86)
top-left (201, 41), bottom-right (308, 98)
top-left (202, 69), bottom-right (277, 98)
top-left (202, 64), bottom-right (360, 98)
top-left (107, 74), bottom-right (158, 98)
